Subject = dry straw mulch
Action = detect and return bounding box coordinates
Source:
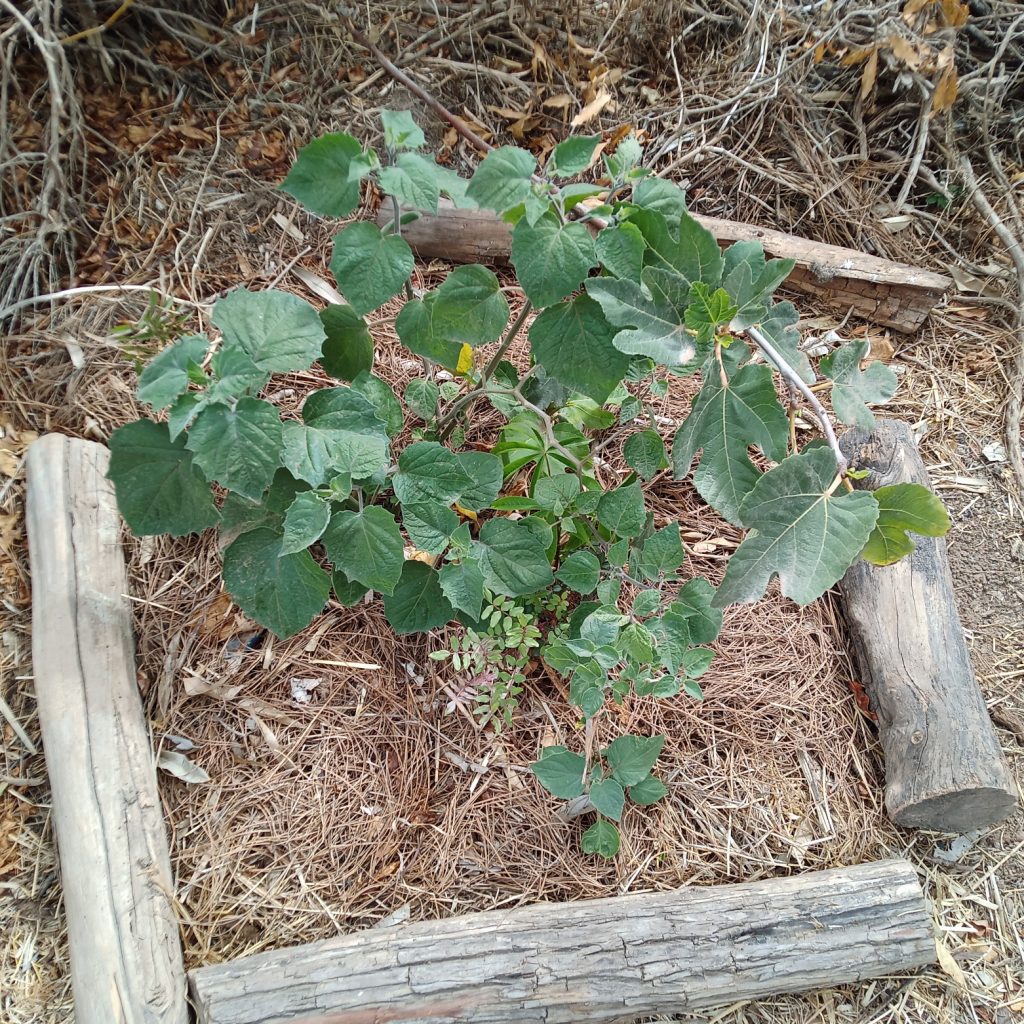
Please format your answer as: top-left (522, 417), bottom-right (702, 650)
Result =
top-left (2, 2), bottom-right (1023, 1023)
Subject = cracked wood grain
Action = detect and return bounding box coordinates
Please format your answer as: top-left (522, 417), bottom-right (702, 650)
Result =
top-left (839, 420), bottom-right (1017, 831)
top-left (374, 200), bottom-right (950, 333)
top-left (190, 859), bottom-right (934, 1024)
top-left (25, 434), bottom-right (188, 1024)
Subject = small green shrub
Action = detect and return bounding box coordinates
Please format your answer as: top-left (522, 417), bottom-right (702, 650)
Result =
top-left (108, 113), bottom-right (950, 857)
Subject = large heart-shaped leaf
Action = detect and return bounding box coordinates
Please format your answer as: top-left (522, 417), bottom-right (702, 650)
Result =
top-left (330, 222), bottom-right (413, 315)
top-left (222, 528), bottom-right (332, 638)
top-left (511, 212), bottom-right (597, 307)
top-left (323, 506), bottom-right (405, 595)
top-left (107, 419), bottom-right (219, 536)
top-left (213, 288), bottom-right (326, 373)
top-left (529, 294), bottom-right (629, 404)
top-left (383, 561), bottom-right (454, 634)
top-left (280, 133), bottom-right (365, 217)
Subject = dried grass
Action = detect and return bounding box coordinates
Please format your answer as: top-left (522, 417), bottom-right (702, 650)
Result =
top-left (2, 1), bottom-right (1023, 1022)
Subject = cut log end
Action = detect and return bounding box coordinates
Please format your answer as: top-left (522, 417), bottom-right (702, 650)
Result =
top-left (892, 786), bottom-right (1019, 833)
top-left (840, 420), bottom-right (1018, 834)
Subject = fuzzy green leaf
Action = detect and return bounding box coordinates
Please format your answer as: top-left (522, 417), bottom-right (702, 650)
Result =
top-left (282, 387), bottom-right (389, 486)
top-left (722, 240), bottom-right (794, 329)
top-left (631, 177), bottom-right (688, 220)
top-left (596, 481), bottom-right (646, 538)
top-left (281, 133), bottom-right (364, 216)
top-left (628, 776), bottom-right (668, 805)
top-left (383, 561), bottom-right (454, 634)
top-left (222, 528), bottom-right (331, 639)
top-left (137, 335), bottom-right (208, 411)
top-left (672, 362), bottom-right (790, 525)
top-left (323, 506), bottom-right (405, 595)
top-left (555, 550), bottom-right (601, 595)
top-left (184, 398), bottom-right (282, 500)
top-left (213, 288), bottom-right (326, 374)
top-left (820, 341), bottom-right (898, 429)
top-left (595, 222), bottom-right (645, 281)
top-left (531, 746), bottom-right (586, 799)
top-left (549, 135), bottom-right (601, 177)
top-left (380, 109), bottom-right (425, 150)
top-left (206, 346), bottom-right (269, 405)
top-left (684, 282), bottom-right (739, 345)
top-left (632, 208), bottom-right (723, 287)
top-left (394, 298), bottom-right (464, 369)
top-left (636, 524), bottom-right (685, 580)
top-left (671, 577), bottom-right (722, 644)
top-left (404, 378), bottom-right (439, 420)
top-left (393, 442), bottom-right (473, 505)
top-left (587, 266), bottom-right (699, 367)
top-left (351, 373), bottom-right (404, 438)
top-left (330, 222), bottom-right (414, 316)
top-left (280, 491), bottom-right (331, 555)
top-left (631, 589), bottom-right (663, 617)
top-left (529, 294), bottom-right (629, 404)
top-left (715, 447), bottom-right (880, 607)
top-left (623, 429), bottom-right (668, 480)
top-left (581, 819), bottom-right (620, 858)
top-left (430, 265), bottom-right (510, 346)
top-left (401, 502), bottom-right (459, 555)
top-left (438, 558), bottom-right (485, 620)
top-left (378, 151), bottom-right (441, 212)
top-left (319, 304), bottom-right (373, 381)
top-left (860, 482), bottom-right (950, 565)
top-left (465, 146), bottom-right (537, 214)
top-left (472, 517), bottom-right (554, 597)
top-left (511, 213), bottom-right (598, 307)
top-left (603, 734), bottom-right (665, 787)
top-left (107, 419), bottom-right (219, 536)
top-left (589, 778), bottom-right (625, 821)
top-left (455, 451), bottom-right (504, 511)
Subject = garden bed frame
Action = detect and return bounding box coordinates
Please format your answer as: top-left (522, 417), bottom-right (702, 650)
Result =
top-left (23, 418), bottom-right (1014, 1023)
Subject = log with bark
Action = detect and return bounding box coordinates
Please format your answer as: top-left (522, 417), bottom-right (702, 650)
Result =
top-left (376, 200), bottom-right (950, 333)
top-left (25, 434), bottom-right (188, 1024)
top-left (839, 419), bottom-right (1018, 832)
top-left (190, 859), bottom-right (934, 1024)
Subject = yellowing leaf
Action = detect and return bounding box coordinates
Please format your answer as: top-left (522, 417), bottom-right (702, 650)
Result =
top-left (454, 503), bottom-right (478, 522)
top-left (404, 545), bottom-right (435, 564)
top-left (455, 343), bottom-right (474, 376)
top-left (841, 46), bottom-right (874, 66)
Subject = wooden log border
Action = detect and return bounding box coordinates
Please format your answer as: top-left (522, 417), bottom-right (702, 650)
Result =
top-left (24, 434), bottom-right (946, 1024)
top-left (376, 200), bottom-right (951, 334)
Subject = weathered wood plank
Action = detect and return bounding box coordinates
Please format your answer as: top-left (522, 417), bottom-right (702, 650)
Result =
top-left (25, 434), bottom-right (188, 1024)
top-left (839, 419), bottom-right (1018, 831)
top-left (190, 859), bottom-right (934, 1024)
top-left (376, 200), bottom-right (950, 333)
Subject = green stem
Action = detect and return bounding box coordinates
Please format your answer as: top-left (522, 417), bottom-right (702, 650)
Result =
top-left (390, 194), bottom-right (414, 301)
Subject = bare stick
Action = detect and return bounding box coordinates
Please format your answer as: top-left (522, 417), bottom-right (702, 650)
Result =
top-left (956, 155), bottom-right (1024, 491)
top-left (342, 15), bottom-right (493, 155)
top-left (746, 324), bottom-right (847, 473)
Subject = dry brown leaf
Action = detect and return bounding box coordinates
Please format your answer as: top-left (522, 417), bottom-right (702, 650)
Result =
top-left (939, 0), bottom-right (969, 26)
top-left (903, 0), bottom-right (932, 18)
top-left (888, 35), bottom-right (923, 70)
top-left (860, 47), bottom-right (880, 100)
top-left (813, 41), bottom-right (826, 64)
top-left (933, 64), bottom-right (958, 113)
top-left (841, 46), bottom-right (874, 67)
top-left (571, 89), bottom-right (611, 127)
top-left (542, 93), bottom-right (573, 111)
top-left (185, 672), bottom-right (298, 727)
